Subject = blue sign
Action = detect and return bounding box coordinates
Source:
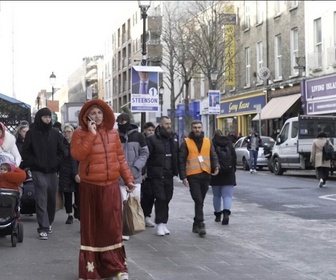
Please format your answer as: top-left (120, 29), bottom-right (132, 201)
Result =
top-left (175, 101), bottom-right (200, 118)
top-left (306, 98), bottom-right (336, 115)
top-left (220, 95), bottom-right (266, 116)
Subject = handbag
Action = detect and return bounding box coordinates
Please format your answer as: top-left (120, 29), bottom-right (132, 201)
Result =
top-left (122, 194), bottom-right (145, 236)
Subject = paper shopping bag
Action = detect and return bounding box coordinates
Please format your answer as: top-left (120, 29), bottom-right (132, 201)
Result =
top-left (122, 195), bottom-right (145, 236)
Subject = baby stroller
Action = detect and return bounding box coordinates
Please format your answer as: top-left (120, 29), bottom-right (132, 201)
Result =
top-left (0, 152), bottom-right (24, 247)
top-left (20, 169), bottom-right (36, 215)
top-left (0, 188), bottom-right (23, 247)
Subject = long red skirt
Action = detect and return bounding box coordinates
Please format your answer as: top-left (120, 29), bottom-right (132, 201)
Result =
top-left (78, 181), bottom-right (127, 280)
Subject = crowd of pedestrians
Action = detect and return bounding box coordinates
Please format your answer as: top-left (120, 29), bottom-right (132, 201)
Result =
top-left (2, 100), bottom-right (335, 280)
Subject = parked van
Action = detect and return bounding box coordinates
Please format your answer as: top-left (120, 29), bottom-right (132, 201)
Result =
top-left (271, 115), bottom-right (336, 175)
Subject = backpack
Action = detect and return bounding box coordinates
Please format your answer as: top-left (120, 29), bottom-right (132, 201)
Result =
top-left (216, 146), bottom-right (233, 172)
top-left (323, 140), bottom-right (334, 161)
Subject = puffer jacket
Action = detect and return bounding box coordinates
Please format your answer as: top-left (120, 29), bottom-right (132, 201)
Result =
top-left (118, 124), bottom-right (149, 185)
top-left (310, 137), bottom-right (331, 168)
top-left (71, 99), bottom-right (133, 186)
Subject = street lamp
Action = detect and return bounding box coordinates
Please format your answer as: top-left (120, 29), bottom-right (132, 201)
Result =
top-left (49, 72), bottom-right (56, 101)
top-left (210, 69), bottom-right (218, 89)
top-left (138, 1), bottom-right (151, 66)
top-left (210, 69), bottom-right (218, 136)
top-left (159, 84), bottom-right (164, 116)
top-left (138, 1), bottom-right (151, 131)
top-left (36, 96), bottom-right (41, 110)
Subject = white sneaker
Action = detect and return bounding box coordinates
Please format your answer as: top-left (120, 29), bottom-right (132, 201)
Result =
top-left (122, 235), bottom-right (130, 241)
top-left (253, 169), bottom-right (257, 173)
top-left (145, 217), bottom-right (155, 227)
top-left (156, 223), bottom-right (165, 236)
top-left (250, 169), bottom-right (253, 173)
top-left (319, 179), bottom-right (323, 188)
top-left (116, 272), bottom-right (129, 280)
top-left (163, 224), bottom-right (170, 235)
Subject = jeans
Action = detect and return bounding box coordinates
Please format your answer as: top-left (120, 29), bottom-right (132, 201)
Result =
top-left (211, 185), bottom-right (234, 212)
top-left (249, 150), bottom-right (258, 170)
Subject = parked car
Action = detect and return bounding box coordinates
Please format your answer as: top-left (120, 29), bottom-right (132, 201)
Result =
top-left (234, 136), bottom-right (275, 171)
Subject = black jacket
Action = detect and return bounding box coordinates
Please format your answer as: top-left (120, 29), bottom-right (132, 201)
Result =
top-left (146, 126), bottom-right (179, 179)
top-left (210, 135), bottom-right (237, 186)
top-left (178, 131), bottom-right (219, 180)
top-left (21, 111), bottom-right (66, 173)
top-left (58, 138), bottom-right (79, 193)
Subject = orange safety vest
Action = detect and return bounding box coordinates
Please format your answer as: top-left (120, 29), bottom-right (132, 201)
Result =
top-left (185, 137), bottom-right (211, 176)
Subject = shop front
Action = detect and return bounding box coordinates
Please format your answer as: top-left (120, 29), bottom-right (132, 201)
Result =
top-left (218, 92), bottom-right (266, 137)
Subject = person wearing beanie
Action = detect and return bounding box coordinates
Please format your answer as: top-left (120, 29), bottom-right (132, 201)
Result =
top-left (141, 121), bottom-right (156, 227)
top-left (21, 107), bottom-right (66, 240)
top-left (0, 162), bottom-right (26, 191)
top-left (71, 100), bottom-right (135, 280)
top-left (116, 113), bottom-right (149, 241)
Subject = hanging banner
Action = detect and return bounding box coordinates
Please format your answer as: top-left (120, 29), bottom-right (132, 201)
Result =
top-left (208, 90), bottom-right (220, 114)
top-left (131, 66), bottom-right (162, 112)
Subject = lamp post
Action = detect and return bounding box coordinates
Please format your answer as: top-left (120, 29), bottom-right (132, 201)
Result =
top-left (159, 84), bottom-right (164, 117)
top-left (210, 69), bottom-right (218, 136)
top-left (36, 96), bottom-right (41, 110)
top-left (49, 72), bottom-right (56, 101)
top-left (138, 1), bottom-right (151, 131)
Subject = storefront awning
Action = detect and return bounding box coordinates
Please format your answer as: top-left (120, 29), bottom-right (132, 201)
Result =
top-left (252, 93), bottom-right (301, 121)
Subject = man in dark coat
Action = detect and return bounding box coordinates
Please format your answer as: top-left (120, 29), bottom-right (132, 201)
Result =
top-left (145, 116), bottom-right (179, 236)
top-left (21, 107), bottom-right (66, 240)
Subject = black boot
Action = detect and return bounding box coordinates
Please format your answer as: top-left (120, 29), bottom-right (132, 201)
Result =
top-left (192, 222), bottom-right (199, 233)
top-left (222, 209), bottom-right (231, 225)
top-left (198, 222), bottom-right (206, 237)
top-left (214, 211), bottom-right (222, 222)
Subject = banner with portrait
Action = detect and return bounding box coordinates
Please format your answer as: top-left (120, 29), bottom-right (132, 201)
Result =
top-left (208, 90), bottom-right (220, 114)
top-left (131, 66), bottom-right (163, 112)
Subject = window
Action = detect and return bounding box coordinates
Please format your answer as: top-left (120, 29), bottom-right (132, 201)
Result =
top-left (314, 18), bottom-right (322, 68)
top-left (274, 1), bottom-right (281, 15)
top-left (256, 42), bottom-right (263, 81)
top-left (290, 28), bottom-right (298, 75)
top-left (244, 3), bottom-right (250, 29)
top-left (256, 1), bottom-right (263, 24)
top-left (245, 47), bottom-right (251, 86)
top-left (274, 34), bottom-right (282, 79)
top-left (289, 1), bottom-right (298, 9)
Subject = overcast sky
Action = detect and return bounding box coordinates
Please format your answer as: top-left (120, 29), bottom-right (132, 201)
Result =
top-left (0, 1), bottom-right (138, 107)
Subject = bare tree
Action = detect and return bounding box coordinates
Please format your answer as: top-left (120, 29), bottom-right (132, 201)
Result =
top-left (161, 1), bottom-right (201, 135)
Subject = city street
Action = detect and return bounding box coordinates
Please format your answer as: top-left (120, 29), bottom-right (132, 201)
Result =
top-left (1, 169), bottom-right (336, 280)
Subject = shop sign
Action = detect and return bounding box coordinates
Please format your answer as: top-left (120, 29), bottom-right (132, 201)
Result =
top-left (220, 95), bottom-right (266, 116)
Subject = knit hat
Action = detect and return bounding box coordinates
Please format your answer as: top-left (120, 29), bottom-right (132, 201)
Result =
top-left (116, 113), bottom-right (131, 123)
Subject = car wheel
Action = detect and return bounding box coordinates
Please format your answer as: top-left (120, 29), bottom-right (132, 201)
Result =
top-left (243, 157), bottom-right (250, 171)
top-left (273, 158), bottom-right (283, 175)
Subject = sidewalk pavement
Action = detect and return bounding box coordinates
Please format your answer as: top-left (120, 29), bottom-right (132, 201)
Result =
top-left (125, 178), bottom-right (336, 280)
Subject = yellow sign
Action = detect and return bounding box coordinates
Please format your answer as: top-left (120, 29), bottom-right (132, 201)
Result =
top-left (224, 5), bottom-right (236, 87)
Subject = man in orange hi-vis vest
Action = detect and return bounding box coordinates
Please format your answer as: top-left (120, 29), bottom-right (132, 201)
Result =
top-left (178, 120), bottom-right (220, 237)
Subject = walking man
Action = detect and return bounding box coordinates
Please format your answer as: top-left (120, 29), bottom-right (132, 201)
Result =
top-left (141, 122), bottom-right (156, 227)
top-left (178, 120), bottom-right (219, 237)
top-left (245, 130), bottom-right (262, 173)
top-left (146, 116), bottom-right (179, 236)
top-left (21, 107), bottom-right (66, 240)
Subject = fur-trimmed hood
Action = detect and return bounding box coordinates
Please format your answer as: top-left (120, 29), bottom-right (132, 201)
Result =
top-left (78, 99), bottom-right (115, 131)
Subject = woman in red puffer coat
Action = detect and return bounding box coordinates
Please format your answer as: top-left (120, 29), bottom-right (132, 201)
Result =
top-left (71, 99), bottom-right (135, 280)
